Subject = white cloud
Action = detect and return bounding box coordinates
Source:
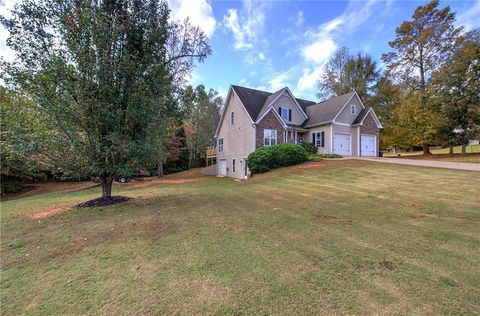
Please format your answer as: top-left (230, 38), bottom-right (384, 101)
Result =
top-left (456, 0), bottom-right (480, 31)
top-left (295, 0), bottom-right (380, 96)
top-left (222, 0), bottom-right (265, 51)
top-left (169, 0), bottom-right (216, 38)
top-left (295, 11), bottom-right (304, 27)
top-left (268, 67), bottom-right (296, 91)
top-left (301, 38), bottom-right (337, 65)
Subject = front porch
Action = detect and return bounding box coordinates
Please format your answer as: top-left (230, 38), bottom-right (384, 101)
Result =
top-left (283, 127), bottom-right (308, 145)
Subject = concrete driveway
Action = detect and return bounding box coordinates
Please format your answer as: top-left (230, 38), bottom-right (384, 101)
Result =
top-left (352, 157), bottom-right (480, 172)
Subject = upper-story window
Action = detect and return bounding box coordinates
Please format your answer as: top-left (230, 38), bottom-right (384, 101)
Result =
top-left (264, 129), bottom-right (277, 146)
top-left (278, 107), bottom-right (292, 121)
top-left (230, 112), bottom-right (235, 124)
top-left (218, 138), bottom-right (224, 152)
top-left (351, 105), bottom-right (356, 115)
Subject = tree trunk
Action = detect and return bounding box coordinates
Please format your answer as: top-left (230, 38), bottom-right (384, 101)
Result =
top-left (157, 161), bottom-right (164, 177)
top-left (448, 144), bottom-right (454, 156)
top-left (101, 175), bottom-right (114, 198)
top-left (422, 143), bottom-right (431, 155)
top-left (461, 145), bottom-right (466, 155)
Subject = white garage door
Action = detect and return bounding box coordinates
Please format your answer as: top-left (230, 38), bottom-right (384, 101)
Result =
top-left (219, 160), bottom-right (227, 176)
top-left (333, 133), bottom-right (351, 156)
top-left (361, 134), bottom-right (376, 156)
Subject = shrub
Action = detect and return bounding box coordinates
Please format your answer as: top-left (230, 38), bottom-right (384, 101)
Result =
top-left (247, 143), bottom-right (307, 174)
top-left (247, 147), bottom-right (274, 173)
top-left (301, 142), bottom-right (317, 155)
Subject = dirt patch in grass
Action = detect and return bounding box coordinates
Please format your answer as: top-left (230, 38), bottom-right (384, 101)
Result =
top-left (379, 260), bottom-right (396, 270)
top-left (75, 196), bottom-right (131, 208)
top-left (30, 206), bottom-right (71, 219)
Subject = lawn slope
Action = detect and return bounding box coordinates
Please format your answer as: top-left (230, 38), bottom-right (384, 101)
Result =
top-left (1, 160), bottom-right (479, 315)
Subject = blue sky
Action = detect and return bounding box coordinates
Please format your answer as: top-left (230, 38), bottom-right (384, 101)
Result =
top-left (1, 0), bottom-right (479, 101)
top-left (172, 0), bottom-right (480, 101)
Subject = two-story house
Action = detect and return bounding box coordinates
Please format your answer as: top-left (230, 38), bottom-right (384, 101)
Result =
top-left (214, 85), bottom-right (383, 179)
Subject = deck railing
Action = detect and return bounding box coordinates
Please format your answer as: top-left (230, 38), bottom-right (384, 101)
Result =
top-left (206, 147), bottom-right (217, 158)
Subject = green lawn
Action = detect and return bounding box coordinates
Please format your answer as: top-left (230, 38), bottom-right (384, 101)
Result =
top-left (1, 161), bottom-right (480, 314)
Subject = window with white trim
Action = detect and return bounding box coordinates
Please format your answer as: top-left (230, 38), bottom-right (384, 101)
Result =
top-left (278, 107), bottom-right (291, 121)
top-left (315, 131), bottom-right (325, 147)
top-left (218, 138), bottom-right (224, 152)
top-left (232, 159), bottom-right (236, 172)
top-left (351, 104), bottom-right (356, 115)
top-left (230, 112), bottom-right (235, 124)
top-left (264, 129), bottom-right (277, 146)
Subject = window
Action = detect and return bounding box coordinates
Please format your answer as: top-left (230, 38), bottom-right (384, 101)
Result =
top-left (230, 112), bottom-right (235, 124)
top-left (232, 159), bottom-right (236, 173)
top-left (351, 105), bottom-right (356, 115)
top-left (218, 138), bottom-right (224, 152)
top-left (278, 107), bottom-right (292, 121)
top-left (313, 131), bottom-right (325, 147)
top-left (264, 129), bottom-right (277, 146)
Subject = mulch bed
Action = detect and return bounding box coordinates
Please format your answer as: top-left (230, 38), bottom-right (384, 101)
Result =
top-left (75, 196), bottom-right (131, 208)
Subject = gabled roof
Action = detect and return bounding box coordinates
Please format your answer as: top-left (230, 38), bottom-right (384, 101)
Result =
top-left (225, 86), bottom-right (377, 130)
top-left (231, 85), bottom-right (271, 121)
top-left (303, 92), bottom-right (356, 127)
top-left (231, 85), bottom-right (312, 122)
top-left (352, 108), bottom-right (370, 125)
top-left (352, 107), bottom-right (383, 128)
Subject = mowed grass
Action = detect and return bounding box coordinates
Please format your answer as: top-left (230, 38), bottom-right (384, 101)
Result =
top-left (1, 160), bottom-right (479, 315)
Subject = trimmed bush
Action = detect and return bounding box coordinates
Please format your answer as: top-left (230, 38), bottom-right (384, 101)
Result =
top-left (301, 142), bottom-right (317, 155)
top-left (247, 143), bottom-right (307, 174)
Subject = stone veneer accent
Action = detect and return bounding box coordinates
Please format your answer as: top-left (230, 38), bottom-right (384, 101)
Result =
top-left (360, 113), bottom-right (379, 134)
top-left (256, 110), bottom-right (285, 148)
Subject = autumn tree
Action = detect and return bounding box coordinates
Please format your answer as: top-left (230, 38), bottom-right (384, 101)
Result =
top-left (432, 30), bottom-right (480, 154)
top-left (1, 0), bottom-right (210, 200)
top-left (382, 0), bottom-right (462, 154)
top-left (386, 92), bottom-right (442, 151)
top-left (181, 85), bottom-right (222, 161)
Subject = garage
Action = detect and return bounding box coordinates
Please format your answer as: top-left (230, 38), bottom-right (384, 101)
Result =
top-left (219, 160), bottom-right (227, 176)
top-left (361, 134), bottom-right (376, 156)
top-left (333, 133), bottom-right (351, 156)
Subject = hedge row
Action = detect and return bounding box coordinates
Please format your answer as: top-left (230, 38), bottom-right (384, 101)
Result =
top-left (247, 143), bottom-right (308, 174)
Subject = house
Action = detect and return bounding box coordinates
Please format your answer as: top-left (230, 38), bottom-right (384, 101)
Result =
top-left (213, 85), bottom-right (383, 179)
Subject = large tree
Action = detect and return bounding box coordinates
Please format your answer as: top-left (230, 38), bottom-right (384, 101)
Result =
top-left (1, 0), bottom-right (210, 200)
top-left (432, 30), bottom-right (480, 154)
top-left (182, 85), bottom-right (222, 161)
top-left (317, 47), bottom-right (379, 104)
top-left (382, 0), bottom-right (462, 154)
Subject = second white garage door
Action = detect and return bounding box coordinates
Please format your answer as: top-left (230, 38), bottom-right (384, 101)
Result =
top-left (361, 134), bottom-right (376, 156)
top-left (333, 133), bottom-right (351, 156)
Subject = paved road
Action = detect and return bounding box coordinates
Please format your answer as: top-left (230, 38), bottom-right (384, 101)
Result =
top-left (352, 157), bottom-right (480, 172)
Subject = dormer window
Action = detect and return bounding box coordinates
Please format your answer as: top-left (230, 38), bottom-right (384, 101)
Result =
top-left (278, 107), bottom-right (292, 121)
top-left (351, 105), bottom-right (356, 115)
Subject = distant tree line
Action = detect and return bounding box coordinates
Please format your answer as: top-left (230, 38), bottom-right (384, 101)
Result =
top-left (317, 0), bottom-right (480, 154)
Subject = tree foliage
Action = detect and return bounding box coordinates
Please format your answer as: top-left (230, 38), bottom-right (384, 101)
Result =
top-left (432, 30), bottom-right (480, 152)
top-left (317, 47), bottom-right (379, 103)
top-left (181, 85), bottom-right (222, 161)
top-left (382, 0), bottom-right (462, 94)
top-left (1, 0), bottom-right (210, 198)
